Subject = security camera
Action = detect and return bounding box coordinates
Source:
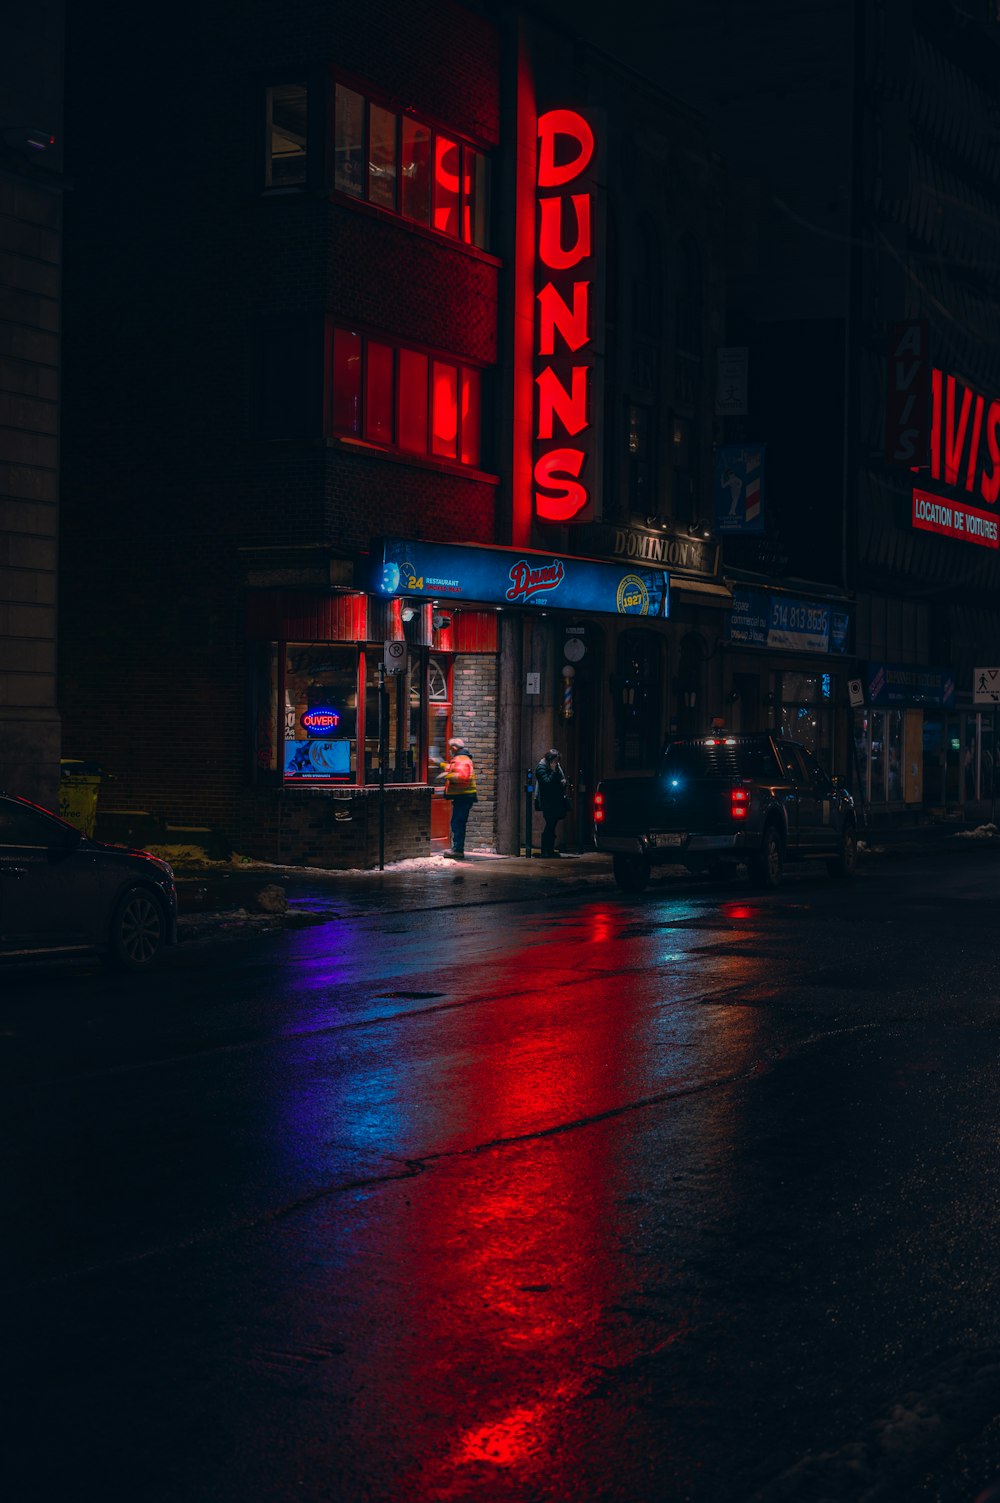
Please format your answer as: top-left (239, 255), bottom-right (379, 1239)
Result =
top-left (432, 613), bottom-right (452, 630)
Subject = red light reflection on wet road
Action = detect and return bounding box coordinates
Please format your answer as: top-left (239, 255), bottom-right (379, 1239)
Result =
top-left (388, 901), bottom-right (703, 1500)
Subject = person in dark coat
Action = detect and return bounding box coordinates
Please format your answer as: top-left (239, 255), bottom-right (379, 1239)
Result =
top-left (535, 748), bottom-right (569, 857)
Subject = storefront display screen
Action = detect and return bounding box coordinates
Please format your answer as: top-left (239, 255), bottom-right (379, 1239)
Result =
top-left (284, 738), bottom-right (351, 778)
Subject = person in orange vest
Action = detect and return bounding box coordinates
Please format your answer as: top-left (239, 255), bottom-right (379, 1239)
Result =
top-left (439, 737), bottom-right (477, 859)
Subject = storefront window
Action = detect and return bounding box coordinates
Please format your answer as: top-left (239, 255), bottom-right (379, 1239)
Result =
top-left (983, 715), bottom-right (997, 803)
top-left (964, 716), bottom-right (979, 801)
top-left (886, 709), bottom-right (903, 801)
top-left (615, 631), bottom-right (662, 770)
top-left (258, 640), bottom-right (436, 787)
top-left (283, 645), bottom-right (358, 781)
top-left (870, 710), bottom-right (885, 801)
top-left (424, 656), bottom-right (451, 769)
top-left (364, 648), bottom-right (423, 782)
top-left (853, 711), bottom-right (870, 806)
top-left (779, 672), bottom-right (833, 760)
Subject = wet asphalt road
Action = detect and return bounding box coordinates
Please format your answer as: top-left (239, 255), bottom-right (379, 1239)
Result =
top-left (6, 852), bottom-right (1000, 1502)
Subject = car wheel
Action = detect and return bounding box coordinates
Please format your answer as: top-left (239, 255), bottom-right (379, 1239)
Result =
top-left (827, 823), bottom-right (858, 879)
top-left (613, 852), bottom-right (651, 893)
top-left (749, 825), bottom-right (783, 888)
top-left (104, 886), bottom-right (166, 971)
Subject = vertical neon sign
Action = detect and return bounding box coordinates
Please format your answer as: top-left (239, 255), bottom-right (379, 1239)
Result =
top-left (533, 109), bottom-right (603, 524)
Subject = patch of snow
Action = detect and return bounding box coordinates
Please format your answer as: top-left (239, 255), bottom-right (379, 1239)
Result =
top-left (949, 823), bottom-right (999, 840)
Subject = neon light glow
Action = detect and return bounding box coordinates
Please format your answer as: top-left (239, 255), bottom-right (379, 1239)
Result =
top-left (533, 108), bottom-right (602, 524)
top-left (929, 367), bottom-right (1000, 505)
top-left (301, 706), bottom-right (342, 733)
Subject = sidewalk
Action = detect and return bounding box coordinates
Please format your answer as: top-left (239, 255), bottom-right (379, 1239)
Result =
top-left (174, 849), bottom-right (618, 933)
top-left (171, 818), bottom-right (1000, 937)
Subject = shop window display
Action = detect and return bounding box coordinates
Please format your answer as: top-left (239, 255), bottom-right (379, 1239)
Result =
top-left (364, 648), bottom-right (422, 782)
top-left (257, 642), bottom-right (430, 787)
top-left (778, 671), bottom-right (833, 761)
top-left (283, 645), bottom-right (357, 781)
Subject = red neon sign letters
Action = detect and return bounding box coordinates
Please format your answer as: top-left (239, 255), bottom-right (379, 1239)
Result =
top-left (909, 367), bottom-right (1000, 550)
top-left (533, 109), bottom-right (601, 524)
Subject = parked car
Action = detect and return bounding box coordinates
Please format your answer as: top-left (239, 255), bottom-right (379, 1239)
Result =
top-left (594, 732), bottom-right (858, 893)
top-left (0, 793), bottom-right (177, 968)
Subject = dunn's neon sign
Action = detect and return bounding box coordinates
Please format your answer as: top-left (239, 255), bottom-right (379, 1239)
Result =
top-left (533, 109), bottom-right (603, 525)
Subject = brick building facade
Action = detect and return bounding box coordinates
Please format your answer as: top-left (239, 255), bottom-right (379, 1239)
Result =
top-left (0, 0), bottom-right (64, 808)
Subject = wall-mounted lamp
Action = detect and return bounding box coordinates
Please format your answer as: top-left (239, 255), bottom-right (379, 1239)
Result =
top-left (684, 690), bottom-right (697, 709)
top-left (432, 613), bottom-right (452, 631)
top-left (400, 605), bottom-right (416, 623)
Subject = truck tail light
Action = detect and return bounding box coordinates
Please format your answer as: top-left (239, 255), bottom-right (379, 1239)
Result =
top-left (731, 785), bottom-right (749, 821)
top-left (594, 791), bottom-right (605, 824)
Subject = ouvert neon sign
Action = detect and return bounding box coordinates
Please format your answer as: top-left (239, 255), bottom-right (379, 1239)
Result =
top-left (533, 109), bottom-right (602, 525)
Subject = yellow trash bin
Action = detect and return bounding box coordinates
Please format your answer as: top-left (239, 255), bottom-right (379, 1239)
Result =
top-left (58, 760), bottom-right (102, 838)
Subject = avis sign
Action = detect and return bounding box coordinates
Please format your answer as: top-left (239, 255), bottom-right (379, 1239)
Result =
top-left (533, 109), bottom-right (604, 525)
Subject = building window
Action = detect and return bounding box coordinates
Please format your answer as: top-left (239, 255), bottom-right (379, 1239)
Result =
top-left (615, 630), bottom-right (662, 770)
top-left (283, 645), bottom-right (358, 781)
top-left (671, 414), bottom-right (694, 526)
top-left (628, 403), bottom-right (653, 517)
top-left (330, 326), bottom-right (483, 468)
top-left (332, 77), bottom-right (490, 250)
top-left (276, 642), bottom-right (427, 785)
top-left (778, 671), bottom-right (834, 762)
top-left (265, 84), bottom-right (308, 188)
top-left (364, 648), bottom-right (423, 783)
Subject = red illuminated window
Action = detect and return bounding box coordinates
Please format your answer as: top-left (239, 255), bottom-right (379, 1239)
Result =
top-left (330, 74), bottom-right (490, 250)
top-left (398, 349), bottom-right (429, 454)
top-left (401, 116), bottom-right (430, 222)
top-left (433, 135), bottom-right (461, 237)
top-left (460, 367), bottom-right (481, 467)
top-left (332, 328), bottom-right (361, 435)
top-left (331, 327), bottom-right (484, 469)
top-left (365, 342), bottom-right (394, 444)
top-left (431, 361), bottom-right (458, 458)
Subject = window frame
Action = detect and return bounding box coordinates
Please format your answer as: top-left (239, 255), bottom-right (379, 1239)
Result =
top-left (265, 640), bottom-right (432, 788)
top-left (329, 70), bottom-right (492, 252)
top-left (263, 78), bottom-right (314, 192)
top-left (328, 322), bottom-right (485, 473)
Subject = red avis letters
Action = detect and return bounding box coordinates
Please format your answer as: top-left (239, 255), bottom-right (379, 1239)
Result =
top-left (534, 110), bottom-right (598, 523)
top-left (930, 368), bottom-right (1000, 506)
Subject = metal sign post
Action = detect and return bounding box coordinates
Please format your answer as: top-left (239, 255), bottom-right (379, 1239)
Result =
top-left (524, 766), bottom-right (534, 858)
top-left (972, 668), bottom-right (1000, 825)
top-left (379, 640), bottom-right (406, 870)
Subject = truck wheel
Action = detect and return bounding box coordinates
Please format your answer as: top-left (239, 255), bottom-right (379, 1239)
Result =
top-left (103, 886), bottom-right (166, 971)
top-left (749, 825), bottom-right (783, 888)
top-left (613, 853), bottom-right (651, 893)
top-left (827, 823), bottom-right (858, 878)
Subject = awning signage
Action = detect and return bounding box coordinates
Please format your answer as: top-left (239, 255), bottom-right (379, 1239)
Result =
top-left (866, 662), bottom-right (955, 708)
top-left (370, 538), bottom-right (668, 618)
top-left (727, 588), bottom-right (849, 655)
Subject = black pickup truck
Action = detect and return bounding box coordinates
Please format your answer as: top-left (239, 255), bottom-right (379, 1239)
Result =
top-left (594, 732), bottom-right (858, 893)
